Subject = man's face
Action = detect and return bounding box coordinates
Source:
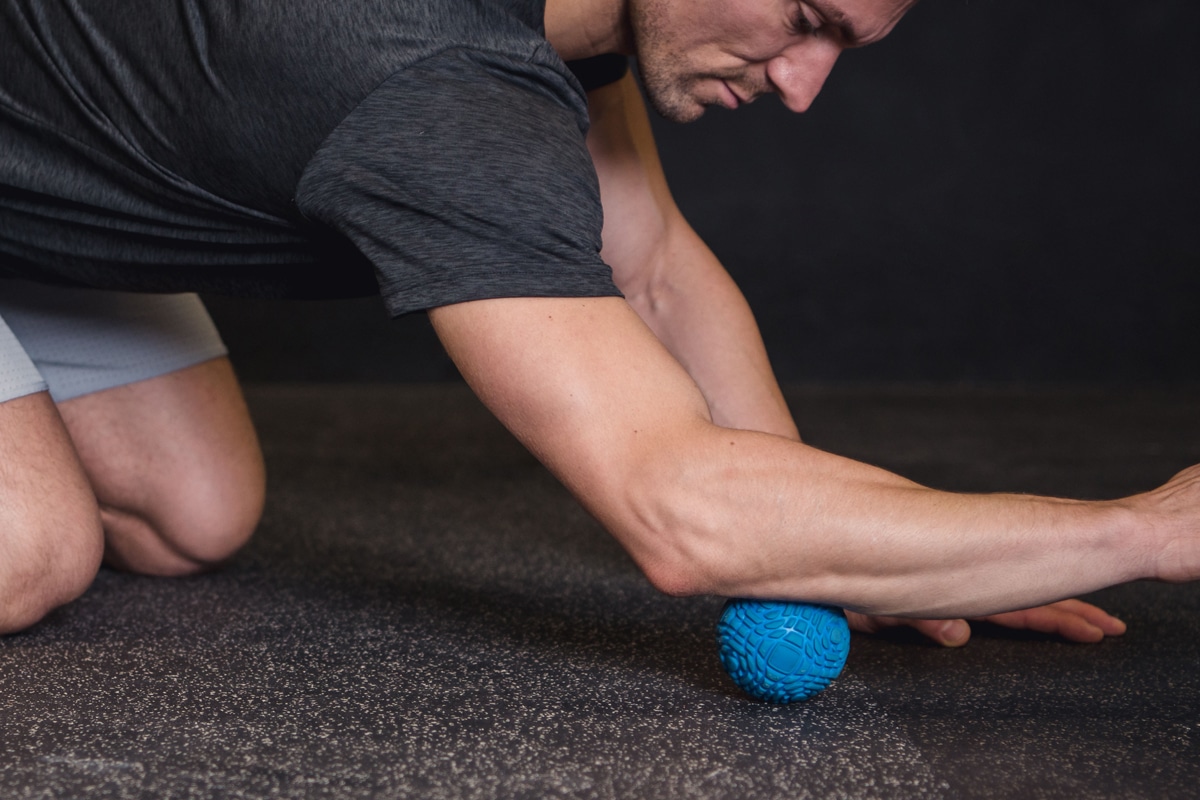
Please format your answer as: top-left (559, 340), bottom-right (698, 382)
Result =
top-left (629, 0), bottom-right (916, 122)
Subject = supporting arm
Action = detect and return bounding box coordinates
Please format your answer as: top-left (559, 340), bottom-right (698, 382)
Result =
top-left (585, 74), bottom-right (797, 439)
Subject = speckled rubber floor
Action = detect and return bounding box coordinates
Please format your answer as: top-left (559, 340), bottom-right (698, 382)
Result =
top-left (2, 384), bottom-right (1198, 799)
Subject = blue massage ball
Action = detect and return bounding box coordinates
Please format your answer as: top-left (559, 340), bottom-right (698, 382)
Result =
top-left (716, 599), bottom-right (850, 703)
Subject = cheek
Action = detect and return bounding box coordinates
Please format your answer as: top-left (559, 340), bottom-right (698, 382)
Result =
top-left (660, 0), bottom-right (746, 52)
top-left (638, 0), bottom-right (790, 69)
top-left (723, 0), bottom-right (787, 38)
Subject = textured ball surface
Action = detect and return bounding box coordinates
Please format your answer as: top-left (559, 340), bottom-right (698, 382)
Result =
top-left (717, 599), bottom-right (850, 703)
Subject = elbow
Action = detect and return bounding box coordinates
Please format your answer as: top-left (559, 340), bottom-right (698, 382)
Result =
top-left (609, 450), bottom-right (736, 599)
top-left (629, 510), bottom-right (756, 599)
top-left (639, 554), bottom-right (711, 598)
top-left (603, 435), bottom-right (837, 604)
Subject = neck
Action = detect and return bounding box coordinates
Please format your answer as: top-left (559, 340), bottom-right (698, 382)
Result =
top-left (544, 0), bottom-right (633, 61)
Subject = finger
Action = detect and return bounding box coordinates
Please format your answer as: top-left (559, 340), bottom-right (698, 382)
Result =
top-left (979, 606), bottom-right (1105, 643)
top-left (845, 612), bottom-right (971, 647)
top-left (1050, 599), bottom-right (1127, 636)
top-left (843, 610), bottom-right (885, 634)
top-left (913, 618), bottom-right (971, 647)
top-left (980, 600), bottom-right (1126, 642)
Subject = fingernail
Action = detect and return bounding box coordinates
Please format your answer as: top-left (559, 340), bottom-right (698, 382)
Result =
top-left (939, 620), bottom-right (969, 647)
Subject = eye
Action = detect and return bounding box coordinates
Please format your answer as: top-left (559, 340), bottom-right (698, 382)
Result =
top-left (787, 3), bottom-right (822, 36)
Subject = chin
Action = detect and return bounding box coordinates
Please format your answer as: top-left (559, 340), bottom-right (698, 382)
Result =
top-left (661, 102), bottom-right (708, 124)
top-left (641, 81), bottom-right (709, 123)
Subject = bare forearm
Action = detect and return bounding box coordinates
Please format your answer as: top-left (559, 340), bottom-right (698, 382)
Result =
top-left (433, 296), bottom-right (1191, 625)
top-left (576, 75), bottom-right (1124, 618)
top-left (586, 74), bottom-right (796, 440)
top-left (613, 423), bottom-right (1148, 618)
top-left (623, 235), bottom-right (798, 440)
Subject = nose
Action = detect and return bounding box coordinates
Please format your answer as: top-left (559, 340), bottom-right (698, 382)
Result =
top-left (765, 39), bottom-right (842, 113)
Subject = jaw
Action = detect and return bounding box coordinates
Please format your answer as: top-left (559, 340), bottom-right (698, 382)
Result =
top-left (638, 53), bottom-right (757, 123)
top-left (637, 68), bottom-right (709, 123)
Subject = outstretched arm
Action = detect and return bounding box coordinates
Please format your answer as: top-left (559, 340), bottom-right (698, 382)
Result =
top-left (429, 294), bottom-right (1199, 622)
top-left (581, 73), bottom-right (1129, 643)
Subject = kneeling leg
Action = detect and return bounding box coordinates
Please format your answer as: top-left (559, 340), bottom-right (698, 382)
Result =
top-left (57, 357), bottom-right (266, 576)
top-left (0, 392), bottom-right (105, 633)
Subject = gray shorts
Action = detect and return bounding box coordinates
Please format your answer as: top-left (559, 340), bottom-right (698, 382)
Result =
top-left (0, 280), bottom-right (228, 404)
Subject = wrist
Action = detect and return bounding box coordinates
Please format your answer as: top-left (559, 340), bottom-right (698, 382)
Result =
top-left (1108, 495), bottom-right (1172, 583)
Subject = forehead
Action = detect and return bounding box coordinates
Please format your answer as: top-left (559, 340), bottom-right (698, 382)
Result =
top-left (811, 0), bottom-right (918, 47)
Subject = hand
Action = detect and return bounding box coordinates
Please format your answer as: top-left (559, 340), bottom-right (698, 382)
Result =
top-left (845, 598), bottom-right (1127, 647)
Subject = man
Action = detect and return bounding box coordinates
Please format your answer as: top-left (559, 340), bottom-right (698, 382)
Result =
top-left (0, 0), bottom-right (1194, 642)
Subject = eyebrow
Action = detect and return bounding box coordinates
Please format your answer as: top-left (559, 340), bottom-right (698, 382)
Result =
top-left (806, 0), bottom-right (861, 46)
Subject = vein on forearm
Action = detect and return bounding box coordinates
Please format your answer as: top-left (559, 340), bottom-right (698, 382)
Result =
top-left (622, 423), bottom-right (1141, 618)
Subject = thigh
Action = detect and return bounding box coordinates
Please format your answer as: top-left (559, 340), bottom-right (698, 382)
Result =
top-left (1, 281), bottom-right (264, 572)
top-left (57, 356), bottom-right (266, 572)
top-left (0, 391), bottom-right (105, 632)
top-left (0, 281), bottom-right (229, 403)
top-left (0, 309), bottom-right (104, 631)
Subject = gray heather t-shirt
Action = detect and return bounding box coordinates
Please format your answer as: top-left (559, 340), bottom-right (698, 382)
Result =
top-left (0, 0), bottom-right (622, 315)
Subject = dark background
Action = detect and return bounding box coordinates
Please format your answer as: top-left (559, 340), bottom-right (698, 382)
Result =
top-left (204, 0), bottom-right (1200, 384)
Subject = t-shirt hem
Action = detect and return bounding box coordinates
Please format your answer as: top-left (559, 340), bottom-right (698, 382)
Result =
top-left (379, 262), bottom-right (622, 317)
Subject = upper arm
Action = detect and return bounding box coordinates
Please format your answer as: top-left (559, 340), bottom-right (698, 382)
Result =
top-left (429, 295), bottom-right (713, 585)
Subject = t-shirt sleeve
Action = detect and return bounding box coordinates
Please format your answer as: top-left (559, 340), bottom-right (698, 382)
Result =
top-left (295, 47), bottom-right (621, 317)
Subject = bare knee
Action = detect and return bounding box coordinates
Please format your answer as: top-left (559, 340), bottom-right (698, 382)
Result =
top-left (0, 391), bottom-right (106, 634)
top-left (58, 357), bottom-right (267, 577)
top-left (103, 450), bottom-right (266, 576)
top-left (1, 505), bottom-right (104, 635)
top-left (163, 460), bottom-right (266, 569)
